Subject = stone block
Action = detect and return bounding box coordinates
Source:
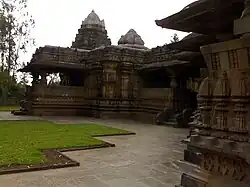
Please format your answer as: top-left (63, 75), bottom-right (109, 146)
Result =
top-left (184, 149), bottom-right (202, 166)
top-left (203, 137), bottom-right (219, 148)
top-left (190, 135), bottom-right (201, 144)
top-left (181, 173), bottom-right (207, 187)
top-left (222, 141), bottom-right (238, 154)
top-left (234, 16), bottom-right (250, 36)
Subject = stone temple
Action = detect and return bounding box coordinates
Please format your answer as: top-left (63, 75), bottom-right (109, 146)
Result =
top-left (15, 1), bottom-right (250, 186)
top-left (17, 9), bottom-right (204, 127)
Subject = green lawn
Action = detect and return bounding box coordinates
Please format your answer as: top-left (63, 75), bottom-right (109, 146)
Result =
top-left (0, 105), bottom-right (19, 111)
top-left (0, 120), bottom-right (132, 165)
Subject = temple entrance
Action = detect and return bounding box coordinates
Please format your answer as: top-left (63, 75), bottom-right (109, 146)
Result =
top-left (140, 69), bottom-right (171, 88)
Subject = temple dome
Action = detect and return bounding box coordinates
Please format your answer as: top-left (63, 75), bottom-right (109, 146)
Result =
top-left (118, 29), bottom-right (147, 49)
top-left (82, 10), bottom-right (105, 27)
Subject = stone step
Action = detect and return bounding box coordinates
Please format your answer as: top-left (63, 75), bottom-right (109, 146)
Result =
top-left (181, 173), bottom-right (207, 187)
top-left (12, 110), bottom-right (28, 116)
top-left (164, 121), bottom-right (177, 126)
top-left (168, 118), bottom-right (177, 122)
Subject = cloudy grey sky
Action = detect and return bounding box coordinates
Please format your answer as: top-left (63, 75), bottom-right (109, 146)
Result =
top-left (25, 0), bottom-right (195, 60)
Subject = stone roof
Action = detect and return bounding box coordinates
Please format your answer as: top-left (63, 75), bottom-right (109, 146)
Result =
top-left (182, 33), bottom-right (203, 40)
top-left (118, 29), bottom-right (147, 49)
top-left (82, 10), bottom-right (105, 28)
top-left (139, 60), bottom-right (191, 70)
top-left (182, 0), bottom-right (207, 10)
top-left (155, 0), bottom-right (245, 34)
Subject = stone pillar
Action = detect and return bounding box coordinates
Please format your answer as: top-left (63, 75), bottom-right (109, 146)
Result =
top-left (169, 76), bottom-right (177, 111)
top-left (40, 71), bottom-right (47, 86)
top-left (31, 72), bottom-right (39, 86)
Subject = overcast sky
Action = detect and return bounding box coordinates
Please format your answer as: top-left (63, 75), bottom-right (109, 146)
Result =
top-left (24, 0), bottom-right (195, 61)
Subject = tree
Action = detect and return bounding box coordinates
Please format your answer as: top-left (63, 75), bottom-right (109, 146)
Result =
top-left (0, 0), bottom-right (35, 104)
top-left (18, 62), bottom-right (29, 85)
top-left (170, 33), bottom-right (180, 43)
top-left (0, 0), bottom-right (35, 75)
top-left (47, 73), bottom-right (60, 86)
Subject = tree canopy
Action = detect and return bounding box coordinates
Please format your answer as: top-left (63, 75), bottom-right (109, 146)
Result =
top-left (170, 33), bottom-right (180, 43)
top-left (0, 0), bottom-right (35, 74)
top-left (0, 0), bottom-right (35, 104)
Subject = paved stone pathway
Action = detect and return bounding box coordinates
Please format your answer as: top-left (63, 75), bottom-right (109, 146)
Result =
top-left (0, 112), bottom-right (188, 187)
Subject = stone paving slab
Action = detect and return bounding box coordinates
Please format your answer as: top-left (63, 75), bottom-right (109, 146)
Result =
top-left (0, 112), bottom-right (42, 121)
top-left (0, 112), bottom-right (188, 187)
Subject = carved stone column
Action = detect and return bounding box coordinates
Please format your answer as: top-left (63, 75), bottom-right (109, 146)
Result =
top-left (40, 71), bottom-right (47, 86)
top-left (31, 72), bottom-right (39, 86)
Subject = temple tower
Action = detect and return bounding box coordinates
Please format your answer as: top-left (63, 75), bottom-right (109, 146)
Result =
top-left (117, 29), bottom-right (147, 99)
top-left (118, 29), bottom-right (147, 50)
top-left (71, 10), bottom-right (111, 50)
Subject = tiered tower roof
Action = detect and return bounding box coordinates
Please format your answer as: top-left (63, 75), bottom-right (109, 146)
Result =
top-left (118, 29), bottom-right (148, 49)
top-left (82, 10), bottom-right (106, 30)
top-left (71, 10), bottom-right (111, 50)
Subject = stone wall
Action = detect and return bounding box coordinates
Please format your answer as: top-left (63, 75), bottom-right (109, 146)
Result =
top-left (30, 85), bottom-right (86, 116)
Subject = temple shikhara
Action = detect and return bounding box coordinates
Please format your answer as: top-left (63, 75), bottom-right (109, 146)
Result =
top-left (15, 0), bottom-right (250, 186)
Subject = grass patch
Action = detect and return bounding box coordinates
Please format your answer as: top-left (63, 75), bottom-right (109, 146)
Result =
top-left (0, 105), bottom-right (19, 111)
top-left (0, 120), bottom-right (133, 165)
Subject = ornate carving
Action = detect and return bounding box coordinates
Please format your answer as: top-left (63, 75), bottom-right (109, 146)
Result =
top-left (201, 153), bottom-right (249, 182)
top-left (230, 71), bottom-right (250, 133)
top-left (198, 77), bottom-right (213, 128)
top-left (211, 53), bottom-right (221, 71)
top-left (212, 71), bottom-right (230, 131)
top-left (228, 50), bottom-right (239, 69)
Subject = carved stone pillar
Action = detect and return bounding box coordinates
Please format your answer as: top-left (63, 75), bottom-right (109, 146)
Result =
top-left (40, 71), bottom-right (47, 86)
top-left (120, 62), bottom-right (133, 99)
top-left (115, 64), bottom-right (121, 98)
top-left (31, 72), bottom-right (39, 86)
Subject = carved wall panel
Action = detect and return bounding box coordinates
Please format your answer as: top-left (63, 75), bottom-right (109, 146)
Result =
top-left (201, 153), bottom-right (250, 183)
top-left (228, 50), bottom-right (239, 69)
top-left (121, 75), bottom-right (129, 98)
top-left (32, 85), bottom-right (86, 106)
top-left (140, 88), bottom-right (174, 110)
top-left (102, 63), bottom-right (117, 99)
top-left (211, 53), bottom-right (221, 71)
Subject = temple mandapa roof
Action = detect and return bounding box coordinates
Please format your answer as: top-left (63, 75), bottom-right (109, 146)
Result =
top-left (155, 0), bottom-right (245, 35)
top-left (139, 60), bottom-right (191, 70)
top-left (166, 33), bottom-right (217, 51)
